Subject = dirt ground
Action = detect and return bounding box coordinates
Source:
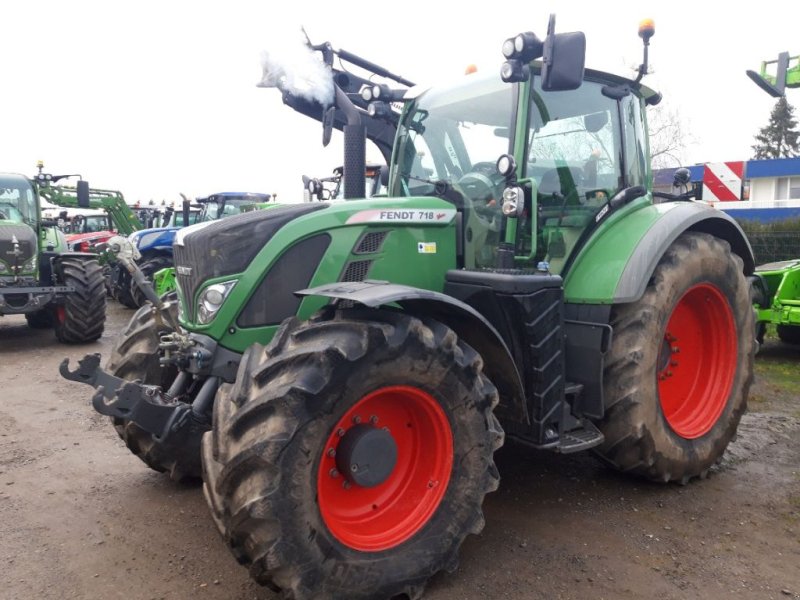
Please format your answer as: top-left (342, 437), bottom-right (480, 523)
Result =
top-left (1, 302), bottom-right (799, 600)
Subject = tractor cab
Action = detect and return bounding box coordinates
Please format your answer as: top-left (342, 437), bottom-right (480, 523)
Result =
top-left (391, 61), bottom-right (654, 275)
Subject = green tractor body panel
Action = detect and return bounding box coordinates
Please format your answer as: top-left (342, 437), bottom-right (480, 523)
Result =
top-left (177, 197), bottom-right (458, 353)
top-left (564, 200), bottom-right (755, 304)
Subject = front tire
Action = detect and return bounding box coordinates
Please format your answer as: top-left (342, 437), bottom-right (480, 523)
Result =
top-left (54, 258), bottom-right (106, 343)
top-left (596, 232), bottom-right (754, 483)
top-left (776, 324), bottom-right (800, 345)
top-left (25, 308), bottom-right (54, 329)
top-left (105, 294), bottom-right (205, 482)
top-left (203, 309), bottom-right (503, 599)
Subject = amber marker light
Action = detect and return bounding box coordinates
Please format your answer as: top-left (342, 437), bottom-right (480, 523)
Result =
top-left (638, 18), bottom-right (655, 41)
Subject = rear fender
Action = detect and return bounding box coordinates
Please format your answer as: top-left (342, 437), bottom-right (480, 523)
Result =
top-left (297, 281), bottom-right (528, 424)
top-left (564, 201), bottom-right (755, 304)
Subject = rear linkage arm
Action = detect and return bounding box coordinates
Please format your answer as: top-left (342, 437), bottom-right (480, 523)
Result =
top-left (59, 353), bottom-right (191, 443)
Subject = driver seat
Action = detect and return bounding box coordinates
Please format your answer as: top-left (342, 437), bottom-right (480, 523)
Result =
top-left (538, 167), bottom-right (583, 200)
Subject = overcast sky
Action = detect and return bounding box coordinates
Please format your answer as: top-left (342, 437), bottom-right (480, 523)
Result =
top-left (1, 0), bottom-right (797, 204)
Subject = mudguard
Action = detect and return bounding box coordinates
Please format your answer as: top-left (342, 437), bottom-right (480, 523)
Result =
top-left (564, 201), bottom-right (755, 304)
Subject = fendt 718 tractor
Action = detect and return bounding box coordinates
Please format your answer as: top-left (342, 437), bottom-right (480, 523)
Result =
top-left (62, 17), bottom-right (756, 599)
top-left (1, 170), bottom-right (106, 342)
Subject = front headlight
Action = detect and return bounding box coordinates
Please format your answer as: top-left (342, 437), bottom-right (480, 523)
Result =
top-left (0, 262), bottom-right (7, 273)
top-left (23, 258), bottom-right (37, 272)
top-left (196, 280), bottom-right (236, 325)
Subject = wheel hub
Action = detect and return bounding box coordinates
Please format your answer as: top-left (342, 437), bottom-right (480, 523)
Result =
top-left (335, 424), bottom-right (398, 488)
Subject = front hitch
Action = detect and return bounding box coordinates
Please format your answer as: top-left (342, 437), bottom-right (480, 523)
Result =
top-left (59, 354), bottom-right (194, 442)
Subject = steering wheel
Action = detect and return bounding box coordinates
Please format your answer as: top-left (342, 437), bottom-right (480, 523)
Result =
top-left (456, 162), bottom-right (505, 219)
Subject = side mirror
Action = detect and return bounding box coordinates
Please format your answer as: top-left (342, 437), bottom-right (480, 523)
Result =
top-left (541, 31), bottom-right (586, 91)
top-left (76, 180), bottom-right (90, 208)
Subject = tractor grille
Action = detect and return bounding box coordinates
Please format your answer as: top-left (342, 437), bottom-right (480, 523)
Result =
top-left (0, 224), bottom-right (37, 267)
top-left (353, 231), bottom-right (388, 254)
top-left (341, 260), bottom-right (372, 282)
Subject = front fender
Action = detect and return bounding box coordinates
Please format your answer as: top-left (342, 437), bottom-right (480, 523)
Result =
top-left (564, 201), bottom-right (755, 304)
top-left (297, 280), bottom-right (528, 424)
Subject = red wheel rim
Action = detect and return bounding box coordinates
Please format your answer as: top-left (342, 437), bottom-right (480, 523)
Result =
top-left (56, 306), bottom-right (66, 324)
top-left (317, 386), bottom-right (453, 552)
top-left (658, 283), bottom-right (737, 439)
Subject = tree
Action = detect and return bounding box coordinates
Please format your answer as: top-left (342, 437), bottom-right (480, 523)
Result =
top-left (648, 103), bottom-right (693, 170)
top-left (752, 97), bottom-right (800, 159)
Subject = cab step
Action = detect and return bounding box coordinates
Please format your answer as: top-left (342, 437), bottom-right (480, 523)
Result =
top-left (556, 420), bottom-right (604, 453)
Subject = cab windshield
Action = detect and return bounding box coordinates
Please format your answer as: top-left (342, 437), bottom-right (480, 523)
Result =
top-left (0, 176), bottom-right (37, 225)
top-left (393, 74), bottom-right (512, 197)
top-left (200, 196), bottom-right (269, 222)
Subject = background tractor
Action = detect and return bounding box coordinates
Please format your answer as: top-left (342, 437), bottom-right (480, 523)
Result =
top-left (63, 16), bottom-right (756, 599)
top-left (1, 170), bottom-right (106, 342)
top-left (752, 258), bottom-right (800, 344)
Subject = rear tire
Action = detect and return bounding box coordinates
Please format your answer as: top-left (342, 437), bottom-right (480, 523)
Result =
top-left (112, 264), bottom-right (138, 309)
top-left (595, 232), bottom-right (754, 483)
top-left (105, 294), bottom-right (204, 482)
top-left (202, 309), bottom-right (503, 599)
top-left (54, 258), bottom-right (106, 343)
top-left (776, 324), bottom-right (800, 345)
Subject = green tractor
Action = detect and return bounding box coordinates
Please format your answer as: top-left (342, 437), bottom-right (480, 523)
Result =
top-left (752, 258), bottom-right (800, 344)
top-left (62, 17), bottom-right (756, 599)
top-left (1, 171), bottom-right (106, 342)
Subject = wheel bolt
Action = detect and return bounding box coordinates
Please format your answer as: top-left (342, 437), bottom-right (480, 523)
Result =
top-left (342, 481), bottom-right (351, 490)
top-left (329, 468), bottom-right (339, 478)
top-left (351, 464), bottom-right (358, 472)
top-left (337, 428), bottom-right (345, 437)
top-left (327, 448), bottom-right (336, 458)
top-left (672, 347), bottom-right (680, 353)
top-left (352, 415), bottom-right (361, 424)
top-left (370, 415), bottom-right (379, 424)
top-left (382, 426), bottom-right (390, 432)
top-left (670, 360), bottom-right (679, 367)
top-left (666, 370), bottom-right (673, 377)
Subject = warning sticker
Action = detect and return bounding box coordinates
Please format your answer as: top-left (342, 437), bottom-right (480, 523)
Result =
top-left (346, 208), bottom-right (457, 225)
top-left (417, 242), bottom-right (437, 254)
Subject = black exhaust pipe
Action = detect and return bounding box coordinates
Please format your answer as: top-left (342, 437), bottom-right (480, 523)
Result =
top-left (335, 86), bottom-right (366, 200)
